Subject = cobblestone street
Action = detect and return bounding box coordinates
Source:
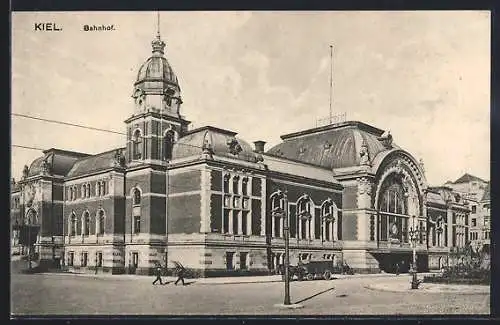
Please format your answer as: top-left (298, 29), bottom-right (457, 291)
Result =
top-left (10, 272), bottom-right (490, 316)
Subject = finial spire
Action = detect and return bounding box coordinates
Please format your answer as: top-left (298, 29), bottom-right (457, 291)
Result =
top-left (151, 11), bottom-right (165, 56)
top-left (156, 11), bottom-right (161, 40)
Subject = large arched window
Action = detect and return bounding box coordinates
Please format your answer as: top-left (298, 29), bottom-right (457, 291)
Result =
top-left (378, 174), bottom-right (410, 243)
top-left (132, 129), bottom-right (142, 160)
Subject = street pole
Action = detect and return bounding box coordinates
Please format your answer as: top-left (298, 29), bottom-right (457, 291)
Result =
top-left (283, 192), bottom-right (291, 305)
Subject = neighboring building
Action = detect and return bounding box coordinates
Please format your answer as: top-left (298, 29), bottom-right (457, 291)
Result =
top-left (444, 174), bottom-right (490, 254)
top-left (10, 31), bottom-right (473, 276)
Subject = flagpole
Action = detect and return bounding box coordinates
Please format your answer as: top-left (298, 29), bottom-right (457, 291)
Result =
top-left (329, 45), bottom-right (333, 124)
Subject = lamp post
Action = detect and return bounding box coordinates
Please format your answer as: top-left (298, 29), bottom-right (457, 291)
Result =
top-left (272, 191), bottom-right (291, 305)
top-left (408, 215), bottom-right (423, 289)
top-left (282, 192), bottom-right (291, 306)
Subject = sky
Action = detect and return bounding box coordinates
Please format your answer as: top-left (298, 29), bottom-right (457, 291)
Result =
top-left (11, 11), bottom-right (490, 185)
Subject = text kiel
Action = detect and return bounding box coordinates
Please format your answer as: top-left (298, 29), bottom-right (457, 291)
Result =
top-left (34, 23), bottom-right (62, 31)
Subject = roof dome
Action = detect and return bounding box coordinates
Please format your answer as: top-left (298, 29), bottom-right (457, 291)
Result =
top-left (267, 121), bottom-right (399, 169)
top-left (135, 35), bottom-right (179, 87)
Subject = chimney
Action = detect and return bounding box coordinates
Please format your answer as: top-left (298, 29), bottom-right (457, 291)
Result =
top-left (253, 141), bottom-right (266, 153)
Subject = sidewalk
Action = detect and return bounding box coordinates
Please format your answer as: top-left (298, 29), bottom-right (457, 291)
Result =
top-left (365, 275), bottom-right (490, 295)
top-left (36, 271), bottom-right (436, 285)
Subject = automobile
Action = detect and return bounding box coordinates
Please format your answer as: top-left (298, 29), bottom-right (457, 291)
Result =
top-left (279, 260), bottom-right (335, 281)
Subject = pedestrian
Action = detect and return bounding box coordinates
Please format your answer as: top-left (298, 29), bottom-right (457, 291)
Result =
top-left (395, 262), bottom-right (400, 276)
top-left (173, 261), bottom-right (186, 286)
top-left (152, 264), bottom-right (163, 285)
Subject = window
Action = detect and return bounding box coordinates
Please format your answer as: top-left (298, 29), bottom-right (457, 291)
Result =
top-left (70, 213), bottom-right (76, 236)
top-left (419, 221), bottom-right (424, 244)
top-left (242, 178), bottom-right (248, 196)
top-left (271, 194), bottom-right (285, 212)
top-left (380, 183), bottom-right (407, 215)
top-left (223, 174), bottom-right (230, 193)
top-left (68, 252), bottom-right (74, 266)
top-left (223, 209), bottom-right (230, 233)
top-left (240, 252), bottom-right (248, 270)
top-left (81, 252), bottom-right (88, 267)
top-left (98, 210), bottom-right (105, 235)
top-left (83, 212), bottom-right (90, 236)
top-left (164, 130), bottom-right (175, 161)
top-left (133, 129), bottom-right (142, 160)
top-left (224, 195), bottom-right (230, 207)
top-left (232, 176), bottom-right (239, 194)
top-left (97, 252), bottom-right (103, 267)
top-left (226, 252), bottom-right (234, 270)
top-left (242, 198), bottom-right (249, 210)
top-left (134, 216), bottom-right (141, 234)
top-left (297, 197), bottom-right (311, 215)
top-left (471, 205), bottom-right (477, 214)
top-left (131, 252), bottom-right (138, 268)
top-left (274, 215), bottom-right (282, 238)
top-left (472, 218), bottom-right (477, 227)
top-left (97, 181), bottom-right (106, 197)
top-left (232, 211), bottom-right (238, 234)
top-left (242, 211), bottom-right (248, 235)
top-left (133, 188), bottom-right (141, 205)
top-left (233, 196), bottom-right (240, 208)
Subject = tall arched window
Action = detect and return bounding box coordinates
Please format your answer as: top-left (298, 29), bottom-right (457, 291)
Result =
top-left (164, 130), bottom-right (175, 161)
top-left (321, 200), bottom-right (336, 242)
top-left (378, 174), bottom-right (410, 243)
top-left (297, 196), bottom-right (313, 240)
top-left (132, 129), bottom-right (142, 160)
top-left (133, 188), bottom-right (141, 205)
top-left (97, 209), bottom-right (105, 235)
top-left (270, 192), bottom-right (286, 238)
top-left (83, 211), bottom-right (90, 236)
top-left (70, 212), bottom-right (76, 236)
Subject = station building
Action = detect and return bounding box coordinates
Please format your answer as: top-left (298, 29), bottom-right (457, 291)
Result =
top-left (10, 31), bottom-right (472, 276)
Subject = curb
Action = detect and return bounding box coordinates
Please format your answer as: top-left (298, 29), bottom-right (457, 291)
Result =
top-left (364, 283), bottom-right (490, 295)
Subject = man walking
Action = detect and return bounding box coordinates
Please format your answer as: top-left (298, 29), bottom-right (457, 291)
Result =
top-left (173, 261), bottom-right (186, 286)
top-left (152, 264), bottom-right (163, 285)
top-left (395, 262), bottom-right (400, 276)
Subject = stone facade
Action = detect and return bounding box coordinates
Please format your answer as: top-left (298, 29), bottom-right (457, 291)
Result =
top-left (10, 30), bottom-right (476, 277)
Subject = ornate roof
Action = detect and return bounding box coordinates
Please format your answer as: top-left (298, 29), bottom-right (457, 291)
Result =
top-left (135, 35), bottom-right (179, 88)
top-left (27, 149), bottom-right (90, 177)
top-left (172, 126), bottom-right (258, 163)
top-left (266, 121), bottom-right (398, 169)
top-left (453, 173), bottom-right (487, 184)
top-left (66, 148), bottom-right (126, 178)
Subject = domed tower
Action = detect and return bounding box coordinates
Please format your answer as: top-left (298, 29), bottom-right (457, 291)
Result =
top-left (125, 26), bottom-right (190, 164)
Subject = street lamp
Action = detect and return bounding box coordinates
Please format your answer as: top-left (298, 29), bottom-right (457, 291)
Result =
top-left (272, 191), bottom-right (291, 305)
top-left (408, 215), bottom-right (424, 289)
